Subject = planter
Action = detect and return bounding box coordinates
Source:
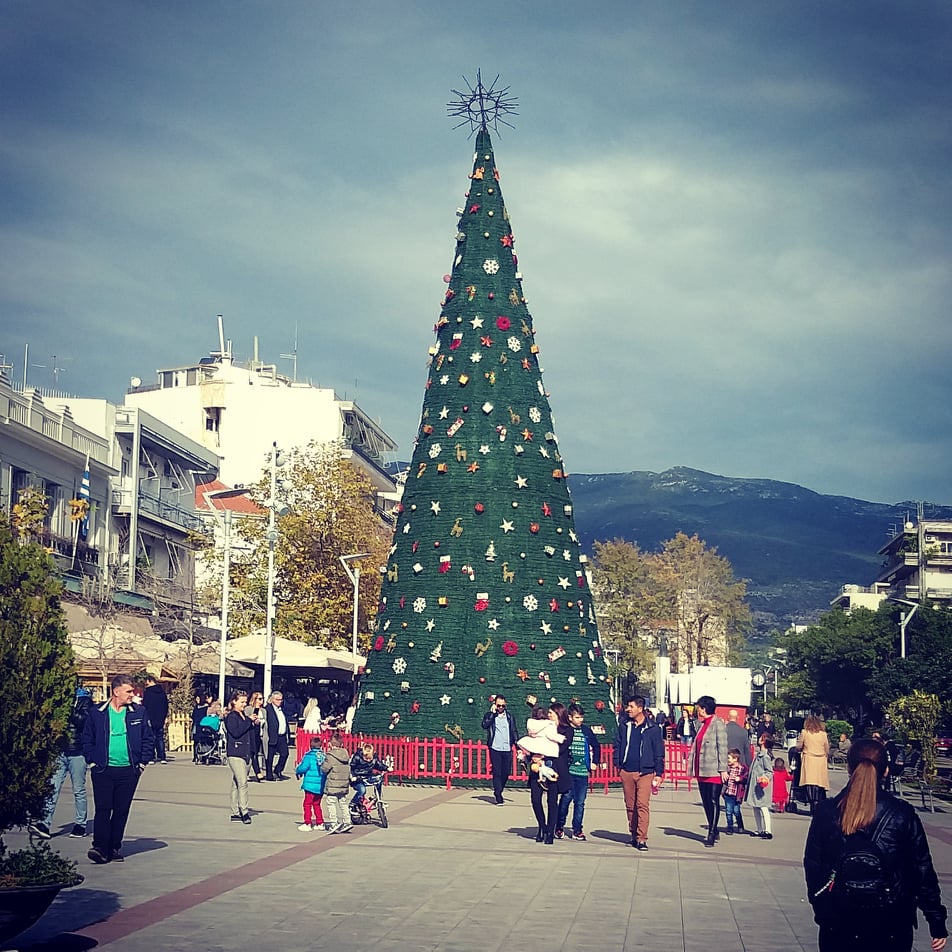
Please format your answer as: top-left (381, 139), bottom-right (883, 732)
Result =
top-left (0, 880), bottom-right (80, 945)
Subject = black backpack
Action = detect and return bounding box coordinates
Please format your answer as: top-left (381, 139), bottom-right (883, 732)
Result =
top-left (821, 814), bottom-right (893, 914)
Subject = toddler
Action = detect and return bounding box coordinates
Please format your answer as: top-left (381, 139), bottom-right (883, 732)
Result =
top-left (722, 748), bottom-right (748, 834)
top-left (294, 736), bottom-right (326, 831)
top-left (772, 757), bottom-right (795, 812)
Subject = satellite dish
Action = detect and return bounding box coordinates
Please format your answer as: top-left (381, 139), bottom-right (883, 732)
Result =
top-left (130, 376), bottom-right (142, 388)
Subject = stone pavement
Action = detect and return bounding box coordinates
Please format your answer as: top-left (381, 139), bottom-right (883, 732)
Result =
top-left (7, 759), bottom-right (952, 952)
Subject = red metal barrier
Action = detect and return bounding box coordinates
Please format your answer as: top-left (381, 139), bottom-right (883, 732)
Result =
top-left (295, 733), bottom-right (695, 792)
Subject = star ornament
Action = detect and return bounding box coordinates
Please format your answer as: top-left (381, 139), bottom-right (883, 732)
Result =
top-left (447, 71), bottom-right (519, 135)
top-left (440, 694), bottom-right (451, 706)
top-left (514, 475), bottom-right (528, 489)
top-left (470, 316), bottom-right (484, 329)
top-left (500, 233), bottom-right (514, 248)
top-left (430, 501), bottom-right (442, 515)
top-left (500, 519), bottom-right (514, 533)
top-left (540, 621), bottom-right (553, 635)
top-left (517, 668), bottom-right (530, 682)
top-left (467, 461), bottom-right (480, 473)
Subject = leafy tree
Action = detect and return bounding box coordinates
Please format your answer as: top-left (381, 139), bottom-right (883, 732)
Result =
top-left (777, 607), bottom-right (896, 725)
top-left (887, 691), bottom-right (942, 783)
top-left (591, 539), bottom-right (656, 683)
top-left (650, 533), bottom-right (750, 672)
top-left (222, 441), bottom-right (391, 650)
top-left (0, 515), bottom-right (75, 835)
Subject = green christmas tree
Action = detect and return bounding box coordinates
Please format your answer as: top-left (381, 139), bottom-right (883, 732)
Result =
top-left (354, 80), bottom-right (614, 742)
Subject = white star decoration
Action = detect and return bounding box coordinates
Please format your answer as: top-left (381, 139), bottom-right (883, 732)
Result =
top-left (539, 447), bottom-right (550, 458)
top-left (540, 621), bottom-right (553, 635)
top-left (515, 475), bottom-right (528, 488)
top-left (488, 618), bottom-right (500, 630)
top-left (500, 519), bottom-right (514, 533)
top-left (440, 694), bottom-right (451, 706)
top-left (431, 501), bottom-right (441, 515)
top-left (557, 577), bottom-right (570, 590)
top-left (470, 316), bottom-right (484, 329)
top-left (478, 444), bottom-right (491, 455)
top-left (569, 530), bottom-right (578, 543)
top-left (403, 523), bottom-right (411, 534)
top-left (440, 375), bottom-right (450, 385)
top-left (439, 406), bottom-right (449, 419)
top-left (426, 619), bottom-right (436, 632)
top-left (470, 351), bottom-right (482, 363)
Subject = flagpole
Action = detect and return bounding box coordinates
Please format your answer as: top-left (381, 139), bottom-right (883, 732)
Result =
top-left (71, 454), bottom-right (90, 572)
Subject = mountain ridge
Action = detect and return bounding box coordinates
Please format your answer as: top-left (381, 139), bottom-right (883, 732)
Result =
top-left (567, 466), bottom-right (952, 630)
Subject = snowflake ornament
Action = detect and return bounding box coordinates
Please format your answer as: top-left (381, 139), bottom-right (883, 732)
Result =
top-left (523, 594), bottom-right (538, 612)
top-left (483, 259), bottom-right (500, 274)
top-left (528, 406), bottom-right (542, 423)
top-left (506, 336), bottom-right (522, 352)
top-left (428, 443), bottom-right (443, 459)
top-left (392, 657), bottom-right (407, 674)
top-left (412, 597), bottom-right (427, 614)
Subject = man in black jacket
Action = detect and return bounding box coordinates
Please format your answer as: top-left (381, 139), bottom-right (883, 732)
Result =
top-left (82, 675), bottom-right (154, 864)
top-left (614, 696), bottom-right (665, 850)
top-left (481, 694), bottom-right (519, 804)
top-left (264, 691), bottom-right (290, 780)
top-left (142, 675), bottom-right (169, 764)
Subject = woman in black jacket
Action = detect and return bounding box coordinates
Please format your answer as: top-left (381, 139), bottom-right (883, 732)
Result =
top-left (224, 692), bottom-right (256, 825)
top-left (803, 738), bottom-right (947, 952)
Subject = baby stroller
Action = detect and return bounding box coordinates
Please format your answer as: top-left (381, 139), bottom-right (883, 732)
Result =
top-left (195, 724), bottom-right (225, 765)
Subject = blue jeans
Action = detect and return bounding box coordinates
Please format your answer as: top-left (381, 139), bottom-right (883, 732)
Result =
top-left (351, 779), bottom-right (367, 807)
top-left (723, 793), bottom-right (742, 829)
top-left (557, 773), bottom-right (589, 833)
top-left (43, 753), bottom-right (88, 828)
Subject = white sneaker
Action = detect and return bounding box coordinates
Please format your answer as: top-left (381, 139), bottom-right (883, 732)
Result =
top-left (311, 824), bottom-right (324, 832)
top-left (297, 823), bottom-right (313, 832)
top-left (327, 822), bottom-right (343, 834)
top-left (338, 822), bottom-right (353, 833)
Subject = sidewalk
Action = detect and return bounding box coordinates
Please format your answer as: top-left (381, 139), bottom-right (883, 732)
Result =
top-left (8, 759), bottom-right (952, 952)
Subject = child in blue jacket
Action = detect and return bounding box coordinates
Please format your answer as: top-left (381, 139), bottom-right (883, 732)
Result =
top-left (295, 737), bottom-right (327, 831)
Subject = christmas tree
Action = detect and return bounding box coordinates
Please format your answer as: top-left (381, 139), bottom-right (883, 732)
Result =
top-left (354, 77), bottom-right (614, 742)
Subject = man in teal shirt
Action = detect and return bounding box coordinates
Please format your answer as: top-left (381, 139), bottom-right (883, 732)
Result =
top-left (82, 675), bottom-right (153, 864)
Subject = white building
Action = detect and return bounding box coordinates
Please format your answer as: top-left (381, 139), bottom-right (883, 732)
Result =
top-left (67, 399), bottom-right (219, 606)
top-left (830, 583), bottom-right (890, 613)
top-left (123, 329), bottom-right (399, 519)
top-left (0, 374), bottom-right (115, 581)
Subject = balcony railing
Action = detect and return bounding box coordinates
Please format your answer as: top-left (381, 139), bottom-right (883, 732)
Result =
top-left (36, 528), bottom-right (101, 571)
top-left (112, 489), bottom-right (208, 533)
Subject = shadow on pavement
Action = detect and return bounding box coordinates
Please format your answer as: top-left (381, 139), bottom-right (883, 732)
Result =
top-left (590, 830), bottom-right (630, 845)
top-left (11, 887), bottom-right (119, 950)
top-left (119, 837), bottom-right (168, 858)
top-left (661, 826), bottom-right (707, 843)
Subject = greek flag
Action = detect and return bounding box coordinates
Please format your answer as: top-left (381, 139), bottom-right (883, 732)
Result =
top-left (79, 458), bottom-right (90, 540)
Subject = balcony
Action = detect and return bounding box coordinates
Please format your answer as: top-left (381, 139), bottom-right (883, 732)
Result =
top-left (36, 528), bottom-right (101, 574)
top-left (112, 488), bottom-right (208, 534)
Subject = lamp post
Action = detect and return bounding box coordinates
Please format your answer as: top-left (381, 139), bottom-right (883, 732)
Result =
top-left (887, 596), bottom-right (919, 659)
top-left (339, 553), bottom-right (370, 677)
top-left (201, 486), bottom-right (253, 706)
top-left (263, 442), bottom-right (288, 700)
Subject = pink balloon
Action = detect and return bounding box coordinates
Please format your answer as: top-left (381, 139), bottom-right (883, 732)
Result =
top-left (443, 273), bottom-right (452, 283)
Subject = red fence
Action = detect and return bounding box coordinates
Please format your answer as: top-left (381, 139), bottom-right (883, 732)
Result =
top-left (295, 732), bottom-right (696, 793)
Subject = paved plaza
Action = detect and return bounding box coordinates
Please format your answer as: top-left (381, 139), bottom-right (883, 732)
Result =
top-left (8, 759), bottom-right (952, 951)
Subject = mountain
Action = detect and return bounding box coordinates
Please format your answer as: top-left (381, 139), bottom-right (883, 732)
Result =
top-left (567, 467), bottom-right (952, 632)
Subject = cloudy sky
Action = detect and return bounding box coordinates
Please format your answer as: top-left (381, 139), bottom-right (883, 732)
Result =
top-left (2, 1), bottom-right (950, 505)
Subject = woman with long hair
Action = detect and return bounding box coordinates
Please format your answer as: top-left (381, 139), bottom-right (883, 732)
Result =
top-left (686, 695), bottom-right (728, 847)
top-left (796, 714), bottom-right (830, 814)
top-left (804, 738), bottom-right (947, 951)
top-left (224, 692), bottom-right (255, 825)
top-left (248, 691), bottom-right (266, 780)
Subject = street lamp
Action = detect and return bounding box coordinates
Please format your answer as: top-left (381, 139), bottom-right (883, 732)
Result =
top-left (201, 486), bottom-right (254, 706)
top-left (339, 552), bottom-right (370, 677)
top-left (887, 596), bottom-right (919, 659)
top-left (263, 443), bottom-right (289, 700)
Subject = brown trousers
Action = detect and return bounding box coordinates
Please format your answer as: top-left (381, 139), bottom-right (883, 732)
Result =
top-left (620, 769), bottom-right (655, 842)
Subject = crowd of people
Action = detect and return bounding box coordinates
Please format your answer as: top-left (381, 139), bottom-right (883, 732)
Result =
top-left (30, 679), bottom-right (949, 950)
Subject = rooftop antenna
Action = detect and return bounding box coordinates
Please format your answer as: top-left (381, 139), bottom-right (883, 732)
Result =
top-left (31, 353), bottom-right (70, 388)
top-left (214, 314), bottom-right (231, 363)
top-left (0, 353), bottom-right (12, 379)
top-left (280, 323), bottom-right (299, 383)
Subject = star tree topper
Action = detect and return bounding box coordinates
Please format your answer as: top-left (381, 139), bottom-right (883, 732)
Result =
top-left (447, 70), bottom-right (519, 136)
